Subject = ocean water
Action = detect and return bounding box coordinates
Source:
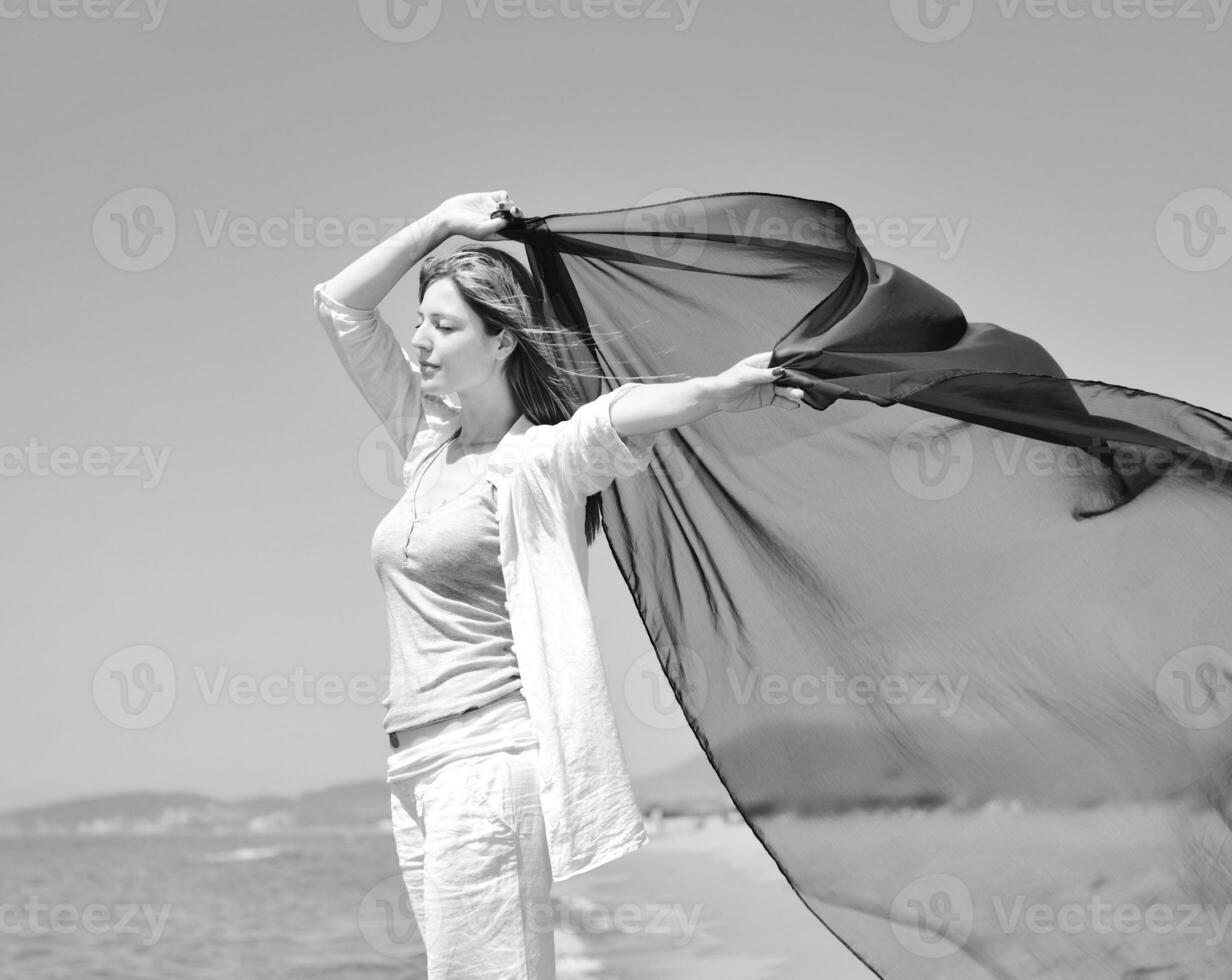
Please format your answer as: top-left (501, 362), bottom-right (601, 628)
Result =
top-left (0, 831), bottom-right (606, 980)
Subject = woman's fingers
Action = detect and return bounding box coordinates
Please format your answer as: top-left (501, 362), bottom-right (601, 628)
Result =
top-left (776, 384), bottom-right (804, 408)
top-left (490, 203), bottom-right (524, 222)
top-left (487, 189), bottom-right (523, 220)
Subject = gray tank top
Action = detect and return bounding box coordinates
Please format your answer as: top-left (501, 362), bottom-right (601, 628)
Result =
top-left (370, 445), bottom-right (524, 735)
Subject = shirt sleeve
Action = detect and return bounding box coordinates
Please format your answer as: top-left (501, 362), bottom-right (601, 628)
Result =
top-left (313, 282), bottom-right (423, 459)
top-left (528, 382), bottom-right (659, 501)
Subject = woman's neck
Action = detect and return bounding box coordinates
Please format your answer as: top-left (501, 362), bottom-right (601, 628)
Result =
top-left (453, 427), bottom-right (507, 452)
top-left (453, 387), bottom-right (521, 450)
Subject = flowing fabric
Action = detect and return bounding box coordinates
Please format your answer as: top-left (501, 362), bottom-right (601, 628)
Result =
top-left (496, 192), bottom-right (1232, 978)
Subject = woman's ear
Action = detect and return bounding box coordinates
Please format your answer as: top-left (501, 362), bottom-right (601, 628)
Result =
top-left (497, 330), bottom-right (518, 360)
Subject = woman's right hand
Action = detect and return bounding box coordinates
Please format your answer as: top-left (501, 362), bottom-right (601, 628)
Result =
top-left (432, 190), bottom-right (525, 242)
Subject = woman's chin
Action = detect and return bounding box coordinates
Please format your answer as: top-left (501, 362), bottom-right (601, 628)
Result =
top-left (421, 375), bottom-right (457, 399)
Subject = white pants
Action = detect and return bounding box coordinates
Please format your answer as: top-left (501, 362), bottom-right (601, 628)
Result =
top-left (387, 692), bottom-right (556, 978)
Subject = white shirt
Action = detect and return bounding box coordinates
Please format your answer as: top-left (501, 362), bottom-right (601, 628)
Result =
top-left (314, 282), bottom-right (658, 882)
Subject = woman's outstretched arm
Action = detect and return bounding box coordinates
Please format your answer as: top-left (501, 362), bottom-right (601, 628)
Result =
top-left (609, 352), bottom-right (805, 437)
top-left (524, 357), bottom-right (807, 503)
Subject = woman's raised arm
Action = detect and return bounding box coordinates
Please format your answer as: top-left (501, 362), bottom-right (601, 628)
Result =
top-left (326, 190), bottom-right (520, 308)
top-left (323, 210), bottom-right (449, 312)
top-left (313, 192), bottom-right (523, 460)
top-left (313, 210), bottom-right (451, 460)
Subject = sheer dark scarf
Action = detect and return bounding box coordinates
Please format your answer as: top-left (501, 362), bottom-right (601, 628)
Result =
top-left (498, 192), bottom-right (1232, 978)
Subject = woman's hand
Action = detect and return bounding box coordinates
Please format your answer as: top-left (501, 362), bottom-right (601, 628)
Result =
top-left (710, 351), bottom-right (806, 413)
top-left (432, 190), bottom-right (524, 242)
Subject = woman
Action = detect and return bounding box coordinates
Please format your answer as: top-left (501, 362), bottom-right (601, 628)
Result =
top-left (313, 189), bottom-right (807, 978)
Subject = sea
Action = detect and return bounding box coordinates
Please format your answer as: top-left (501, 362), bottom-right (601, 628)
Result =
top-left (0, 829), bottom-right (612, 980)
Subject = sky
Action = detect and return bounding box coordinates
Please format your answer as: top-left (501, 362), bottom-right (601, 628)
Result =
top-left (2, 0), bottom-right (1230, 813)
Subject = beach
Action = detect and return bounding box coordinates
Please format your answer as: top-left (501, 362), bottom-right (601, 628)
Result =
top-left (553, 801), bottom-right (1232, 980)
top-left (553, 814), bottom-right (878, 979)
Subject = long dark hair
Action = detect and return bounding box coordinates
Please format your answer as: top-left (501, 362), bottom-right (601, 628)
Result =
top-left (418, 244), bottom-right (606, 545)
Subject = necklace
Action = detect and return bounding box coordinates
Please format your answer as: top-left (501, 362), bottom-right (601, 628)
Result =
top-left (401, 430), bottom-right (491, 564)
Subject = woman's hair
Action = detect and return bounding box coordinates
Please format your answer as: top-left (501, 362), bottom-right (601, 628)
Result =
top-left (418, 243), bottom-right (607, 545)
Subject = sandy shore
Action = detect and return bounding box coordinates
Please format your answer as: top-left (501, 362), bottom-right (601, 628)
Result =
top-left (552, 816), bottom-right (879, 979)
top-left (551, 802), bottom-right (1232, 979)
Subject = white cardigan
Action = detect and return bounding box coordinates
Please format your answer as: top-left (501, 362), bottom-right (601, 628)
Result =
top-left (314, 282), bottom-right (658, 882)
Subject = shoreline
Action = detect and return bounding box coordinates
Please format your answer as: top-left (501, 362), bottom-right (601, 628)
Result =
top-left (554, 815), bottom-right (874, 980)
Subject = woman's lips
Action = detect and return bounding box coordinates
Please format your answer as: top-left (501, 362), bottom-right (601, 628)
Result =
top-left (421, 364), bottom-right (439, 375)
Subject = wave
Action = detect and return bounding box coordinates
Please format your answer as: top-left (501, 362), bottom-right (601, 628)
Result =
top-left (195, 845), bottom-right (296, 863)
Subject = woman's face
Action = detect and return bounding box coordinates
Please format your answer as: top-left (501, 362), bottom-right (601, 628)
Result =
top-left (411, 277), bottom-right (510, 395)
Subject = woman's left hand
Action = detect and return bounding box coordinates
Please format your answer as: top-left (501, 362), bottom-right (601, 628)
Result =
top-left (710, 351), bottom-right (806, 413)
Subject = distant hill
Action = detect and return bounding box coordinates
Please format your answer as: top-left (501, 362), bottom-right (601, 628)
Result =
top-left (0, 767), bottom-right (726, 837)
top-left (0, 780), bottom-right (392, 837)
top-left (3, 712), bottom-right (1204, 836)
